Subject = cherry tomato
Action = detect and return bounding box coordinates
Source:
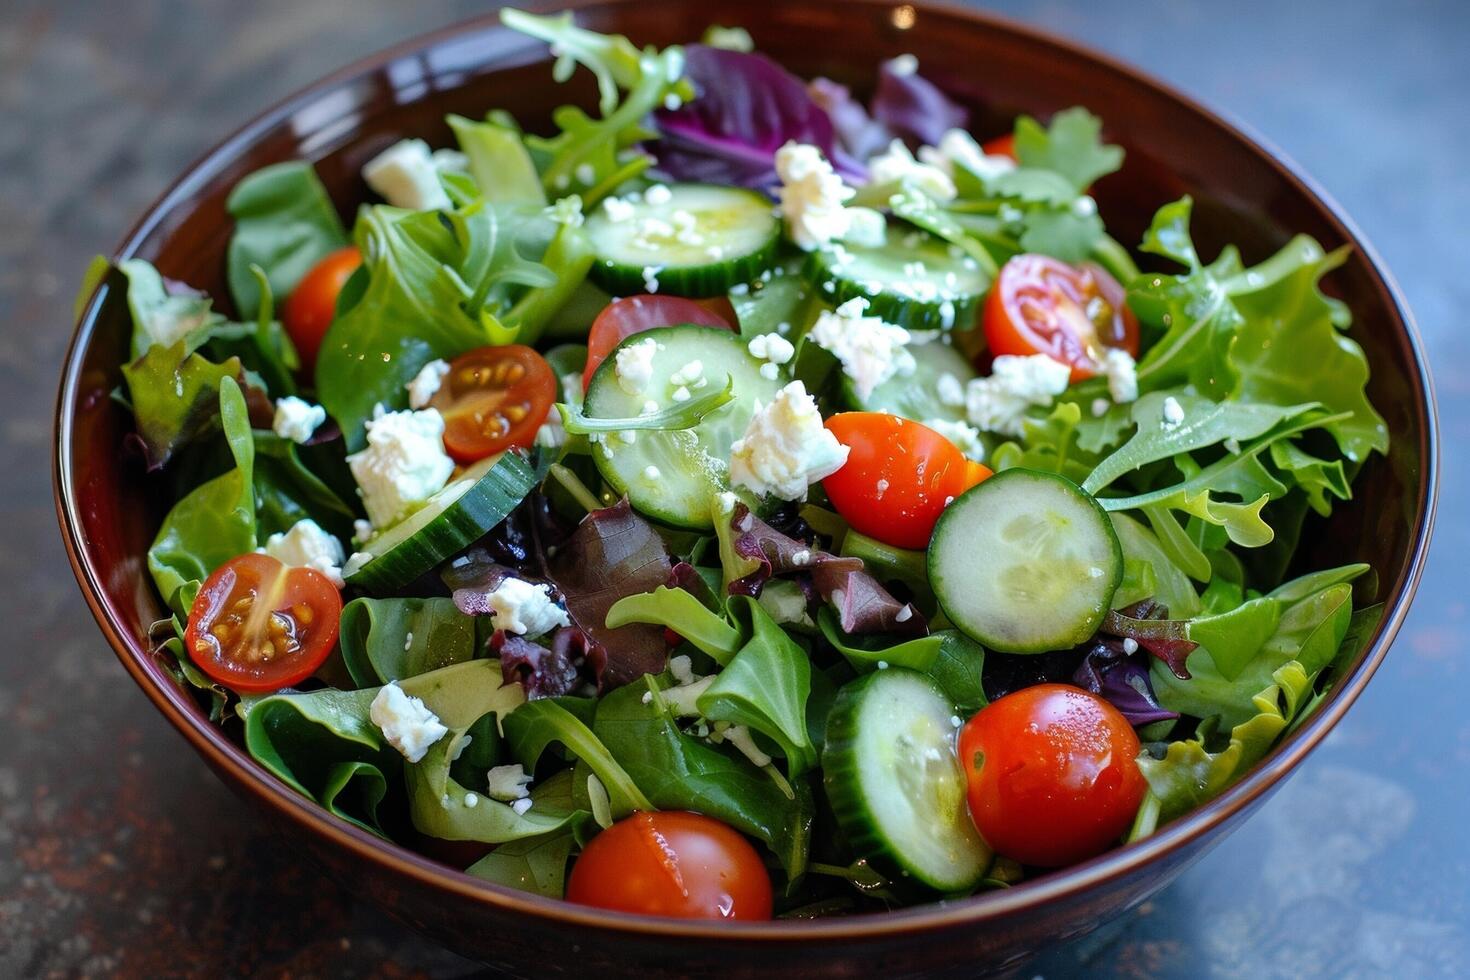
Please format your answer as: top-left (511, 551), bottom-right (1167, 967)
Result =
top-left (429, 345), bottom-right (557, 463)
top-left (184, 553), bottom-right (342, 694)
top-left (566, 811), bottom-right (772, 920)
top-left (984, 254), bottom-right (1139, 382)
top-left (959, 684), bottom-right (1146, 868)
top-left (283, 246), bottom-right (361, 374)
top-left (583, 295), bottom-right (733, 390)
top-left (982, 133), bottom-right (1017, 161)
top-left (822, 413), bottom-right (992, 550)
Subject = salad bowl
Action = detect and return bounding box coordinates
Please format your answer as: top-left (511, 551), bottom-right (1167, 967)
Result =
top-left (55, 0), bottom-right (1435, 975)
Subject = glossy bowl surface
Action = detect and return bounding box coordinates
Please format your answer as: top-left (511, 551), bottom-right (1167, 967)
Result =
top-left (54, 0), bottom-right (1436, 975)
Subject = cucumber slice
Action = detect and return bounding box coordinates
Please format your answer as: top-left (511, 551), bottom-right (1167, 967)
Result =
top-left (585, 184), bottom-right (780, 297)
top-left (345, 452), bottom-right (536, 591)
top-left (846, 339), bottom-right (977, 421)
top-left (582, 325), bottom-right (782, 529)
top-left (805, 228), bottom-right (989, 331)
top-left (930, 468), bottom-right (1122, 653)
top-left (823, 669), bottom-right (991, 894)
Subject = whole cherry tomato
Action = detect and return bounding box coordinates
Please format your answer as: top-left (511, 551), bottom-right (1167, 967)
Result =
top-left (283, 246), bottom-right (361, 374)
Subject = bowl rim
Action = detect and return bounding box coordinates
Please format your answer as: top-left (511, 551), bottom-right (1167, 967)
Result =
top-left (54, 0), bottom-right (1438, 944)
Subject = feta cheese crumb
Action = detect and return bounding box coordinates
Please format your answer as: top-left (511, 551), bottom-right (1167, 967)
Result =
top-left (486, 763), bottom-right (533, 801)
top-left (602, 195), bottom-right (637, 223)
top-left (669, 360), bottom-right (704, 387)
top-left (791, 549), bottom-right (812, 566)
top-left (272, 396), bottom-right (326, 444)
top-left (936, 373), bottom-right (967, 408)
top-left (405, 358), bottom-right (450, 409)
top-left (369, 683), bottom-right (447, 763)
top-left (950, 714), bottom-right (963, 728)
top-left (807, 297), bottom-right (917, 400)
top-left (574, 162), bottom-right (596, 186)
top-left (923, 418), bottom-right (985, 461)
top-left (669, 654), bottom-right (697, 686)
top-left (343, 551), bottom-right (372, 578)
top-left (347, 406), bottom-right (455, 528)
top-left (1162, 395), bottom-right (1186, 427)
top-left (614, 337), bottom-right (659, 396)
top-left (482, 577), bottom-right (571, 637)
top-left (877, 660), bottom-right (889, 670)
top-left (643, 465), bottom-right (661, 480)
top-left (1122, 637), bottom-right (1140, 655)
top-left (1091, 397), bottom-right (1112, 418)
top-left (544, 194), bottom-right (585, 227)
top-left (642, 183), bottom-right (673, 206)
top-left (895, 605), bottom-right (914, 623)
top-left (1101, 348), bottom-right (1139, 404)
top-left (747, 333), bottom-right (796, 378)
top-left (464, 793), bottom-right (479, 808)
top-left (715, 491), bottom-right (737, 514)
top-left (917, 129), bottom-right (1018, 182)
top-left (867, 139), bottom-right (956, 202)
top-left (671, 386), bottom-right (691, 403)
top-left (775, 142), bottom-right (857, 250)
top-left (361, 139), bottom-right (452, 211)
top-left (511, 798), bottom-right (534, 816)
top-left (963, 354), bottom-right (1071, 437)
top-left (262, 519), bottom-right (346, 588)
top-left (663, 675), bottom-right (716, 717)
top-left (641, 265), bottom-right (663, 293)
top-left (843, 206), bottom-right (888, 247)
top-left (729, 381), bottom-right (850, 500)
top-left (886, 53), bottom-right (919, 76)
top-left (353, 519), bottom-right (373, 544)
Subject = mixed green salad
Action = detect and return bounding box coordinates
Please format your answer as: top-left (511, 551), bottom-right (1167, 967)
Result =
top-left (92, 11), bottom-right (1388, 919)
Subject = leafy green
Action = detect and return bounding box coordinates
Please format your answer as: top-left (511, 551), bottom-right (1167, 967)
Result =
top-left (1013, 107), bottom-right (1125, 193)
top-left (697, 598), bottom-right (817, 775)
top-left (817, 608), bottom-right (941, 674)
top-left (465, 829), bottom-right (577, 897)
top-left (250, 431), bottom-right (358, 540)
top-left (595, 675), bottom-right (814, 876)
top-left (225, 161), bottom-right (348, 321)
top-left (339, 597), bottom-right (483, 687)
top-left (1110, 513), bottom-right (1200, 618)
top-left (121, 341), bottom-right (242, 470)
top-left (501, 698), bottom-right (652, 817)
top-left (448, 114), bottom-right (546, 207)
top-left (604, 586), bottom-right (744, 664)
top-left (201, 266), bottom-right (300, 399)
top-left (923, 631), bottom-right (988, 716)
top-left (147, 378), bottom-right (255, 605)
top-left (1185, 597), bottom-right (1281, 681)
top-left (117, 259), bottom-right (217, 359)
top-left (557, 375), bottom-right (735, 433)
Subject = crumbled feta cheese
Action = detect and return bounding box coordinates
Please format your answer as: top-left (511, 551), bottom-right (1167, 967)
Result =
top-left (724, 725), bottom-right (773, 768)
top-left (669, 360), bottom-right (704, 388)
top-left (369, 682), bottom-right (447, 763)
top-left (347, 406), bottom-right (455, 528)
top-left (406, 358), bottom-right (450, 409)
top-left (643, 465), bottom-right (661, 480)
top-left (843, 206), bottom-right (888, 247)
top-left (950, 714), bottom-right (963, 728)
top-left (641, 265), bottom-right (663, 293)
top-left (642, 183), bottom-right (673, 206)
top-left (615, 337), bottom-right (659, 395)
top-left (791, 549), bottom-right (812, 566)
top-left (663, 676), bottom-right (716, 717)
top-left (272, 396), bottom-right (326, 444)
top-left (963, 354), bottom-right (1072, 437)
top-left (1162, 396), bottom-right (1186, 427)
top-left (511, 798), bottom-right (534, 816)
top-left (922, 418), bottom-right (985, 461)
top-left (886, 53), bottom-right (919, 76)
top-left (486, 763), bottom-right (533, 801)
top-left (262, 519), bottom-right (346, 587)
top-left (482, 577), bottom-right (571, 637)
top-left (430, 148), bottom-right (470, 173)
top-left (917, 129), bottom-right (1018, 182)
top-left (353, 519), bottom-right (374, 544)
top-left (807, 297), bottom-right (917, 400)
top-left (464, 793), bottom-right (479, 808)
top-left (670, 209), bottom-right (703, 245)
top-left (669, 654), bottom-right (697, 686)
top-left (574, 162), bottom-right (596, 186)
top-left (362, 139), bottom-right (452, 211)
top-left (544, 194), bottom-right (585, 227)
top-left (663, 92), bottom-right (683, 111)
top-left (895, 605), bottom-right (914, 623)
top-left (876, 660), bottom-right (889, 670)
top-left (747, 333), bottom-right (796, 374)
top-left (715, 491), bottom-right (737, 514)
top-left (936, 373), bottom-right (967, 408)
top-left (671, 386), bottom-right (691, 403)
top-left (1224, 437), bottom-right (1242, 455)
top-left (1091, 397), bottom-right (1112, 418)
top-left (729, 380), bottom-right (850, 500)
top-left (602, 195), bottom-right (637, 223)
top-left (1122, 637), bottom-right (1140, 655)
top-left (867, 139), bottom-right (956, 201)
top-left (534, 409), bottom-right (567, 448)
top-left (1101, 348), bottom-right (1139, 403)
top-left (775, 142), bottom-right (856, 250)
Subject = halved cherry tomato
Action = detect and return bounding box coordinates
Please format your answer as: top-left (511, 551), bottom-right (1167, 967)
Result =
top-left (959, 684), bottom-right (1146, 868)
top-left (583, 295), bottom-right (733, 390)
top-left (429, 345), bottom-right (556, 463)
top-left (566, 811), bottom-right (772, 920)
top-left (283, 246), bottom-right (361, 374)
top-left (822, 413), bottom-right (992, 550)
top-left (983, 254), bottom-right (1139, 382)
top-left (184, 553), bottom-right (342, 694)
top-left (982, 133), bottom-right (1017, 161)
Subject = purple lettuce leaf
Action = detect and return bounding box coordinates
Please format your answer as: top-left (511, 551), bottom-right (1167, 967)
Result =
top-left (808, 77), bottom-right (893, 160)
top-left (1072, 637), bottom-right (1179, 727)
top-left (870, 57), bottom-right (969, 148)
top-left (1100, 601), bottom-right (1199, 680)
top-left (492, 627), bottom-right (593, 700)
top-left (811, 564), bottom-right (927, 637)
top-left (546, 498), bottom-right (673, 690)
top-left (727, 503), bottom-right (861, 596)
top-left (650, 44), bottom-right (865, 188)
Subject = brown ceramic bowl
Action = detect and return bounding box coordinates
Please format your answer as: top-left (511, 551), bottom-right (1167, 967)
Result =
top-left (55, 0), bottom-right (1436, 975)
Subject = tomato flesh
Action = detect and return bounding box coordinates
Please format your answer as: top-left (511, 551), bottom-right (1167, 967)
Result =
top-left (982, 133), bottom-right (1017, 161)
top-left (822, 413), bottom-right (991, 550)
top-left (583, 295), bottom-right (733, 390)
top-left (566, 811), bottom-right (772, 920)
top-left (429, 345), bottom-right (556, 463)
top-left (959, 684), bottom-right (1146, 867)
top-left (984, 254), bottom-right (1139, 382)
top-left (184, 553), bottom-right (342, 694)
top-left (283, 246), bottom-right (361, 375)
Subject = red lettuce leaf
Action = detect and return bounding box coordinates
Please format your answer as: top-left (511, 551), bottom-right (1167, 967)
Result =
top-left (1101, 602), bottom-right (1199, 680)
top-left (650, 45), bottom-right (865, 188)
top-left (808, 77), bottom-right (892, 160)
top-left (492, 628), bottom-right (592, 700)
top-left (547, 498), bottom-right (673, 690)
top-left (1072, 638), bottom-right (1179, 727)
top-left (870, 58), bottom-right (969, 148)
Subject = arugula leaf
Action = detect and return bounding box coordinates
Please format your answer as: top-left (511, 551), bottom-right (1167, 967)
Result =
top-left (1013, 107), bottom-right (1125, 193)
top-left (557, 375), bottom-right (735, 433)
top-left (225, 161), bottom-right (348, 321)
top-left (501, 698), bottom-right (653, 816)
top-left (698, 597), bottom-right (817, 775)
top-left (147, 377), bottom-right (255, 604)
top-left (338, 596), bottom-right (483, 687)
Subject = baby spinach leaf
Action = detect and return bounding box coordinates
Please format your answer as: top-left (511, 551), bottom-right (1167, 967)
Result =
top-left (465, 830), bottom-right (578, 897)
top-left (605, 586), bottom-right (744, 664)
top-left (924, 631), bottom-right (988, 716)
top-left (339, 596), bottom-right (483, 687)
top-left (225, 161), bottom-right (348, 321)
top-left (594, 675), bottom-right (814, 876)
top-left (406, 730), bottom-right (579, 844)
top-left (147, 378), bottom-right (256, 603)
top-left (250, 431), bottom-right (358, 540)
top-left (501, 698), bottom-right (652, 816)
top-left (121, 341), bottom-right (243, 470)
top-left (698, 597), bottom-right (817, 775)
top-left (817, 608), bottom-right (941, 674)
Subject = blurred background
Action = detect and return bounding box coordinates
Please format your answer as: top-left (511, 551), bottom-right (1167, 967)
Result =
top-left (5, 0), bottom-right (1467, 976)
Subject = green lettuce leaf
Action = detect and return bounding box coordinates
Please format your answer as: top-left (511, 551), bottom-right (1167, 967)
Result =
top-left (338, 596), bottom-right (484, 687)
top-left (448, 114), bottom-right (547, 208)
top-left (501, 698), bottom-right (652, 817)
top-left (465, 828), bottom-right (578, 897)
top-left (121, 341), bottom-right (242, 470)
top-left (604, 585), bottom-right (744, 663)
top-left (1013, 106), bottom-right (1125, 194)
top-left (225, 161), bottom-right (349, 321)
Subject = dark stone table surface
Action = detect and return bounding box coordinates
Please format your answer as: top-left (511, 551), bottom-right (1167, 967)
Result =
top-left (4, 0), bottom-right (1465, 976)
